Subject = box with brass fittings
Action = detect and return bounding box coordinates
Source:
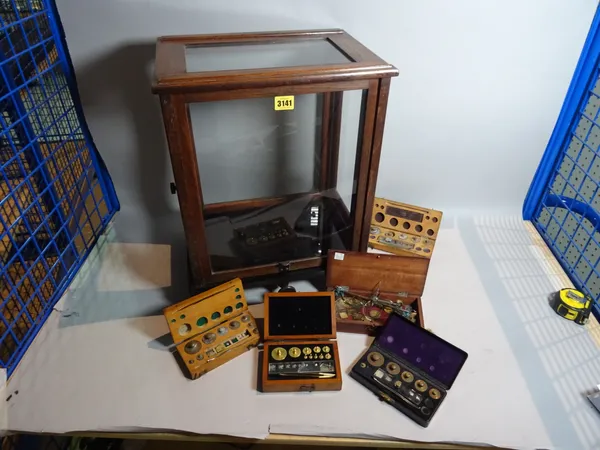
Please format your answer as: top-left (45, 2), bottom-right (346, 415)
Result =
top-left (369, 198), bottom-right (443, 259)
top-left (326, 249), bottom-right (428, 334)
top-left (350, 312), bottom-right (468, 427)
top-left (260, 292), bottom-right (342, 393)
top-left (163, 278), bottom-right (260, 380)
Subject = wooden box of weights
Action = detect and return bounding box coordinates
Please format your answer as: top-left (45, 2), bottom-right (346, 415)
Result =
top-left (326, 249), bottom-right (428, 334)
top-left (163, 278), bottom-right (260, 380)
top-left (260, 292), bottom-right (342, 393)
top-left (369, 198), bottom-right (443, 259)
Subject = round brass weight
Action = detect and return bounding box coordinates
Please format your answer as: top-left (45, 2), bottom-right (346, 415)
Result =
top-left (367, 351), bottom-right (384, 367)
top-left (184, 340), bottom-right (201, 354)
top-left (271, 347), bottom-right (287, 361)
top-left (386, 362), bottom-right (401, 375)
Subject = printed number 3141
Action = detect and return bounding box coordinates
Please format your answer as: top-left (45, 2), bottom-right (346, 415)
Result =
top-left (274, 96), bottom-right (294, 111)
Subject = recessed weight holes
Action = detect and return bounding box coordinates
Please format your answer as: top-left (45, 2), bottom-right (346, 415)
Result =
top-left (197, 317), bottom-right (208, 327)
top-left (415, 225), bottom-right (423, 232)
top-left (432, 217), bottom-right (439, 223)
top-left (427, 229), bottom-right (435, 236)
top-left (375, 212), bottom-right (385, 223)
top-left (224, 306), bottom-right (233, 314)
top-left (211, 312), bottom-right (221, 320)
top-left (178, 323), bottom-right (192, 336)
top-left (403, 221), bottom-right (410, 230)
top-left (235, 295), bottom-right (242, 300)
top-left (235, 302), bottom-right (243, 309)
top-left (390, 218), bottom-right (398, 227)
top-left (180, 314), bottom-right (186, 319)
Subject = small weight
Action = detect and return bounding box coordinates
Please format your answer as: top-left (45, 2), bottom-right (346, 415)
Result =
top-left (386, 362), bottom-right (401, 375)
top-left (202, 333), bottom-right (216, 345)
top-left (367, 351), bottom-right (384, 367)
top-left (401, 371), bottom-right (414, 383)
top-left (271, 347), bottom-right (287, 361)
top-left (184, 340), bottom-right (201, 354)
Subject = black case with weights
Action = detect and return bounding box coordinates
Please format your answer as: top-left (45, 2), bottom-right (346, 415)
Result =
top-left (350, 313), bottom-right (468, 427)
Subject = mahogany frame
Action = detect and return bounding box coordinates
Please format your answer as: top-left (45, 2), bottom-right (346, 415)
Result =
top-left (152, 29), bottom-right (398, 290)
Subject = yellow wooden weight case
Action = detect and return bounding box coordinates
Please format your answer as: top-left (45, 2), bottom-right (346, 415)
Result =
top-left (163, 278), bottom-right (260, 379)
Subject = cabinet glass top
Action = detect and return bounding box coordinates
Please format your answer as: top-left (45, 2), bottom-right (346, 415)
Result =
top-left (185, 39), bottom-right (351, 73)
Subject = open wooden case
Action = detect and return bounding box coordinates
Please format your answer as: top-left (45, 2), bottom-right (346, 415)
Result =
top-left (163, 278), bottom-right (260, 379)
top-left (326, 249), bottom-right (428, 334)
top-left (260, 292), bottom-right (342, 393)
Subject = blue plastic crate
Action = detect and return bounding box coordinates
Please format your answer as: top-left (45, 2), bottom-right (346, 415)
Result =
top-left (0, 0), bottom-right (119, 375)
top-left (524, 6), bottom-right (600, 320)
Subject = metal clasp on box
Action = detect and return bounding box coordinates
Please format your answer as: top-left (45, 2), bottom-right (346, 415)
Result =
top-left (300, 384), bottom-right (316, 392)
top-left (277, 262), bottom-right (290, 273)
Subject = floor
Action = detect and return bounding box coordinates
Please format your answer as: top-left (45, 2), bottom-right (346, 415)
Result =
top-left (3, 212), bottom-right (600, 449)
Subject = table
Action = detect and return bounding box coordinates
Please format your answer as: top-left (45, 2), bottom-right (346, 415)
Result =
top-left (5, 214), bottom-right (600, 449)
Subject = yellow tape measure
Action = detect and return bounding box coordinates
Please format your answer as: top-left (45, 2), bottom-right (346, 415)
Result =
top-left (550, 288), bottom-right (592, 325)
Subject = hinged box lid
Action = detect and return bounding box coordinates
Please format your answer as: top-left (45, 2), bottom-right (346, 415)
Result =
top-left (326, 249), bottom-right (430, 297)
top-left (374, 313), bottom-right (468, 390)
top-left (163, 278), bottom-right (248, 344)
top-left (263, 292), bottom-right (336, 341)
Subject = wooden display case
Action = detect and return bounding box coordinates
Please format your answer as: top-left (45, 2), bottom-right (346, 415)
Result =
top-left (152, 29), bottom-right (398, 290)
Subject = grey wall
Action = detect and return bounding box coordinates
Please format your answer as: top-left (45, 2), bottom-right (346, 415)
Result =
top-left (55, 0), bottom-right (598, 241)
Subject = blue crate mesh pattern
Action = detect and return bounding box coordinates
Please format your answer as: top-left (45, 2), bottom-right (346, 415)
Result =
top-left (532, 73), bottom-right (600, 319)
top-left (0, 0), bottom-right (118, 374)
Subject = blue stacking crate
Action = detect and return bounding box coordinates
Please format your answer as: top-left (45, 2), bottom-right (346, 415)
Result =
top-left (0, 0), bottom-right (119, 375)
top-left (524, 7), bottom-right (600, 320)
